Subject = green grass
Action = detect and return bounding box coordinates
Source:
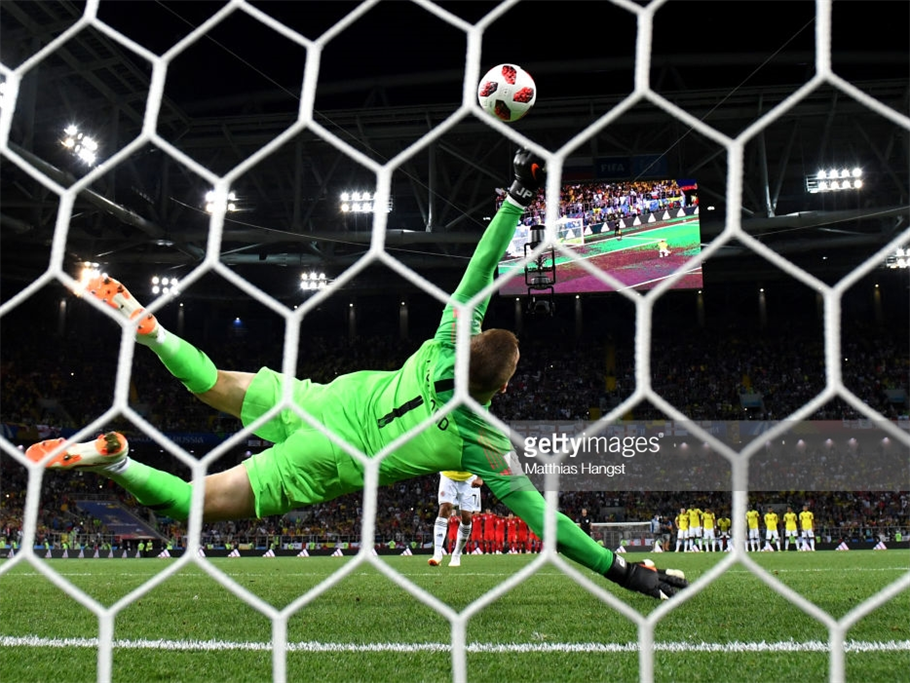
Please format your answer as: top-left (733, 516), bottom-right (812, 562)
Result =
top-left (1, 551), bottom-right (908, 682)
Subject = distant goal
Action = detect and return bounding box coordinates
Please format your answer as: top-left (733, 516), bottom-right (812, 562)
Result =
top-left (590, 521), bottom-right (657, 551)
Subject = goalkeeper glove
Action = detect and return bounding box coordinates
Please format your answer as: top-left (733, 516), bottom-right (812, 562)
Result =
top-left (605, 554), bottom-right (689, 600)
top-left (507, 149), bottom-right (546, 208)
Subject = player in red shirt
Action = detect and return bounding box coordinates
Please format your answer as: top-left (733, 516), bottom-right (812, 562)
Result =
top-left (528, 528), bottom-right (541, 553)
top-left (517, 516), bottom-right (530, 553)
top-left (469, 510), bottom-right (486, 553)
top-left (447, 514), bottom-right (460, 552)
top-left (482, 509), bottom-right (498, 553)
top-left (506, 514), bottom-right (520, 553)
top-left (493, 513), bottom-right (506, 554)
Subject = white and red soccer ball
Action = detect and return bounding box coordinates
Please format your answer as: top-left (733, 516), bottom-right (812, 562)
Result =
top-left (477, 63), bottom-right (536, 123)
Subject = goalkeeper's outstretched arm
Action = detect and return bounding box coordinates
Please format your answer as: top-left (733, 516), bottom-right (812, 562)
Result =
top-left (488, 474), bottom-right (688, 600)
top-left (434, 150), bottom-right (546, 341)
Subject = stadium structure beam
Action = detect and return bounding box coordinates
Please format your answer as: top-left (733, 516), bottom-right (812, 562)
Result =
top-left (8, 141), bottom-right (166, 240)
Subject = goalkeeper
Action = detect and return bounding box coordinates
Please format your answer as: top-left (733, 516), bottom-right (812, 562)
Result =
top-left (27, 150), bottom-right (687, 601)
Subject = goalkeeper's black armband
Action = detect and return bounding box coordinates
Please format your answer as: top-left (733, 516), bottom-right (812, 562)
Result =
top-left (507, 149), bottom-right (546, 208)
top-left (605, 554), bottom-right (689, 600)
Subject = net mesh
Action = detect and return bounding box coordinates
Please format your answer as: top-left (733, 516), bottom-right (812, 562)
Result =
top-left (1, 1), bottom-right (909, 682)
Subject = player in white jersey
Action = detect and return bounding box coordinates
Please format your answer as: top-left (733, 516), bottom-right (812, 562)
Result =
top-left (429, 471), bottom-right (483, 567)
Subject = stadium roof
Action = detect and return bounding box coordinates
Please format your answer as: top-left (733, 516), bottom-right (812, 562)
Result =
top-left (1, 0), bottom-right (908, 301)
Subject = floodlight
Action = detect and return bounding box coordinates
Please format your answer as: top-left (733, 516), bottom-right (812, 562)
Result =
top-left (339, 189), bottom-right (392, 213)
top-left (79, 261), bottom-right (102, 285)
top-left (61, 125), bottom-right (100, 166)
top-left (151, 274), bottom-right (180, 296)
top-left (300, 271), bottom-right (330, 292)
top-left (805, 167), bottom-right (864, 194)
top-left (205, 189), bottom-right (239, 214)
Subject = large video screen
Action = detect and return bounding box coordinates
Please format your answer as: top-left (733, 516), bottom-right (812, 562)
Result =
top-left (497, 179), bottom-right (703, 295)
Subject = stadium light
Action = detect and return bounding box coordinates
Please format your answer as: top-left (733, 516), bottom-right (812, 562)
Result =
top-left (300, 271), bottom-right (329, 292)
top-left (805, 167), bottom-right (863, 193)
top-left (151, 275), bottom-right (180, 296)
top-left (339, 190), bottom-right (392, 213)
top-left (205, 189), bottom-right (239, 214)
top-left (79, 261), bottom-right (101, 280)
top-left (61, 124), bottom-right (99, 166)
top-left (885, 246), bottom-right (909, 269)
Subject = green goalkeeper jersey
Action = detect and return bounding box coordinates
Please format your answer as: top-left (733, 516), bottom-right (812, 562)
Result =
top-left (244, 200), bottom-right (614, 576)
top-left (326, 199), bottom-right (520, 483)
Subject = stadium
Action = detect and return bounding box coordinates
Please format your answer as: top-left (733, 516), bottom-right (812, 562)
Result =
top-left (1, 1), bottom-right (908, 682)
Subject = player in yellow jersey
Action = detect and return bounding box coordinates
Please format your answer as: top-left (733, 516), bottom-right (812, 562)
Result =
top-left (716, 513), bottom-right (732, 552)
top-left (782, 506), bottom-right (799, 551)
top-left (429, 470), bottom-right (483, 567)
top-left (745, 507), bottom-right (761, 552)
top-left (687, 506), bottom-right (703, 551)
top-left (701, 508), bottom-right (717, 552)
top-left (764, 508), bottom-right (781, 551)
top-left (799, 504), bottom-right (816, 551)
top-left (675, 507), bottom-right (689, 552)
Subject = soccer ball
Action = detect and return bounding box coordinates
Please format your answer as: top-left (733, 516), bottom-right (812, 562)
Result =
top-left (477, 63), bottom-right (537, 122)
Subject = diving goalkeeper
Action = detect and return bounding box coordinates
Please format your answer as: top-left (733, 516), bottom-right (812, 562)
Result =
top-left (26, 150), bottom-right (687, 600)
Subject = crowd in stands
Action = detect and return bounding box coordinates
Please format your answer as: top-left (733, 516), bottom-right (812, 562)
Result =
top-left (1, 292), bottom-right (907, 551)
top-left (499, 179), bottom-right (691, 229)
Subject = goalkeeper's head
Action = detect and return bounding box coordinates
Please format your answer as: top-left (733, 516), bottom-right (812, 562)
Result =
top-left (469, 329), bottom-right (519, 402)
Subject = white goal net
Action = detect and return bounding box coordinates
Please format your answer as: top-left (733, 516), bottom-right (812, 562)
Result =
top-left (1, 2), bottom-right (908, 683)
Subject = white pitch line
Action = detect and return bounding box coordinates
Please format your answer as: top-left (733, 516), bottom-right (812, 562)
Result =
top-left (2, 635), bottom-right (908, 654)
top-left (725, 567), bottom-right (910, 574)
top-left (8, 566), bottom-right (910, 580)
top-left (615, 266), bottom-right (703, 292)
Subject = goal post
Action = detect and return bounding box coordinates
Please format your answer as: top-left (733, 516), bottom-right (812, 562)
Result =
top-left (589, 521), bottom-right (656, 551)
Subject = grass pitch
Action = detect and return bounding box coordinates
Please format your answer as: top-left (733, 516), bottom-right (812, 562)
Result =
top-left (1, 550), bottom-right (907, 682)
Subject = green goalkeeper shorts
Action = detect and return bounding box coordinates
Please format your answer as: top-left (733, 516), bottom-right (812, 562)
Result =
top-left (239, 367), bottom-right (368, 517)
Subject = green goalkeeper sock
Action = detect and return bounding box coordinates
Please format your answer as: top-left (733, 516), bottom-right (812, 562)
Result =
top-left (109, 459), bottom-right (193, 521)
top-left (142, 326), bottom-right (218, 394)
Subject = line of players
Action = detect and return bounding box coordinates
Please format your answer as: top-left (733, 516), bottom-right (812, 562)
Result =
top-left (428, 471), bottom-right (542, 567)
top-left (746, 504), bottom-right (816, 552)
top-left (428, 472), bottom-right (819, 566)
top-left (674, 504), bottom-right (816, 552)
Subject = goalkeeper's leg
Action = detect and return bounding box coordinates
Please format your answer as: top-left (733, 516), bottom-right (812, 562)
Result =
top-left (82, 275), bottom-right (220, 395)
top-left (27, 432), bottom-right (254, 521)
top-left (111, 459), bottom-right (254, 522)
top-left (82, 275), bottom-right (267, 426)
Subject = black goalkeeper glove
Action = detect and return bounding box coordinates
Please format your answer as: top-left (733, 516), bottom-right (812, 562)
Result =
top-left (507, 149), bottom-right (546, 207)
top-left (605, 554), bottom-right (689, 600)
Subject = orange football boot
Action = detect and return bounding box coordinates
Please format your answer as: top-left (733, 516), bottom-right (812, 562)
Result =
top-left (80, 275), bottom-right (158, 337)
top-left (25, 432), bottom-right (129, 469)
